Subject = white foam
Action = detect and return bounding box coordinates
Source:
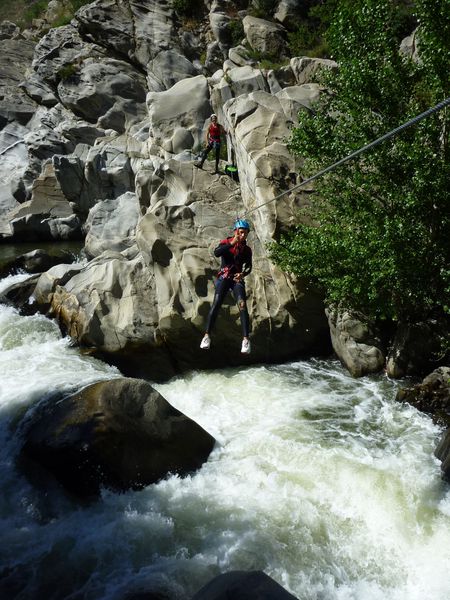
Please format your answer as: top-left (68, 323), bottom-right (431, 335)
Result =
top-left (0, 319), bottom-right (449, 600)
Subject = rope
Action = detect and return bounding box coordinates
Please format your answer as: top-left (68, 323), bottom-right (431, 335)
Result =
top-left (238, 96), bottom-right (450, 219)
top-left (0, 139), bottom-right (23, 156)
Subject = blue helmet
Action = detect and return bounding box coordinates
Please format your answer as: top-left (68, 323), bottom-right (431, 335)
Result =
top-left (234, 219), bottom-right (250, 231)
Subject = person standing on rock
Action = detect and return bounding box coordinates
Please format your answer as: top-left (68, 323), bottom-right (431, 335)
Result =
top-left (195, 114), bottom-right (226, 174)
top-left (200, 219), bottom-right (252, 354)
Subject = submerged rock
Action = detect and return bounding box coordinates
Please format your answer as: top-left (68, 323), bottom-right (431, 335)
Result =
top-left (435, 428), bottom-right (450, 483)
top-left (20, 378), bottom-right (216, 498)
top-left (191, 570), bottom-right (298, 600)
top-left (397, 367), bottom-right (450, 427)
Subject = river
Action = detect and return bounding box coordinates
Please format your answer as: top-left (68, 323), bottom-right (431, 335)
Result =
top-left (0, 274), bottom-right (449, 600)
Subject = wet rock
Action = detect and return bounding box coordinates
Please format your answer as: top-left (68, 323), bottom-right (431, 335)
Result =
top-left (191, 571), bottom-right (298, 600)
top-left (0, 274), bottom-right (40, 315)
top-left (20, 378), bottom-right (216, 498)
top-left (326, 308), bottom-right (385, 377)
top-left (33, 262), bottom-right (86, 311)
top-left (0, 248), bottom-right (74, 278)
top-left (435, 428), bottom-right (450, 482)
top-left (396, 367), bottom-right (450, 427)
top-left (386, 318), bottom-right (449, 378)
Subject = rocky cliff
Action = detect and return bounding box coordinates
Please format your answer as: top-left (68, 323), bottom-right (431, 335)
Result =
top-left (0, 0), bottom-right (336, 379)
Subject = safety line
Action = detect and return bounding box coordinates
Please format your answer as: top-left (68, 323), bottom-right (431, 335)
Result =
top-left (239, 96), bottom-right (450, 219)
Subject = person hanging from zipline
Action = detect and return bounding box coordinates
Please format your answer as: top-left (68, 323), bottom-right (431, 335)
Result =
top-left (195, 113), bottom-right (226, 174)
top-left (200, 219), bottom-right (252, 354)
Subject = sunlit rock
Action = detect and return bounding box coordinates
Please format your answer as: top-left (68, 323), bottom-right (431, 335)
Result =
top-left (326, 308), bottom-right (385, 377)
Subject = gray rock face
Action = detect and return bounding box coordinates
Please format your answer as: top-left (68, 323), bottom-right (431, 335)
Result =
top-left (84, 192), bottom-right (141, 258)
top-left (192, 570), bottom-right (298, 600)
top-left (326, 308), bottom-right (385, 377)
top-left (0, 38), bottom-right (37, 126)
top-left (76, 0), bottom-right (198, 89)
top-left (243, 15), bottom-right (288, 57)
top-left (0, 21), bottom-right (20, 40)
top-left (274, 0), bottom-right (303, 30)
top-left (53, 135), bottom-right (137, 216)
top-left (57, 57), bottom-right (148, 133)
top-left (7, 162), bottom-right (83, 241)
top-left (20, 377), bottom-right (216, 497)
top-left (146, 75), bottom-right (212, 154)
top-left (34, 262), bottom-right (86, 311)
top-left (400, 29), bottom-right (419, 62)
top-left (31, 24), bottom-right (105, 89)
top-left (290, 57), bottom-right (338, 85)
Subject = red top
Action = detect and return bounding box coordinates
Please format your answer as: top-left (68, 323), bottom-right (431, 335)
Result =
top-left (208, 122), bottom-right (221, 142)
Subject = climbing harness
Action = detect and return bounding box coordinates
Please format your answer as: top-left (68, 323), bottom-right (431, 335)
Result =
top-left (238, 96), bottom-right (450, 219)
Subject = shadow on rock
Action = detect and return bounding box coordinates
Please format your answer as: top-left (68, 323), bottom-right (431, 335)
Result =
top-left (18, 377), bottom-right (216, 499)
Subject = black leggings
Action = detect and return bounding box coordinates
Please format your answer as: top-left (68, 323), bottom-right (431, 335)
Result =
top-left (200, 141), bottom-right (220, 169)
top-left (206, 277), bottom-right (250, 337)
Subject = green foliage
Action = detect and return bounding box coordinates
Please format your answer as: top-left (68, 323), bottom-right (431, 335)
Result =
top-left (229, 19), bottom-right (244, 47)
top-left (172, 0), bottom-right (196, 17)
top-left (270, 0), bottom-right (450, 323)
top-left (58, 62), bottom-right (79, 80)
top-left (23, 0), bottom-right (49, 25)
top-left (249, 0), bottom-right (278, 19)
top-left (287, 0), bottom-right (337, 58)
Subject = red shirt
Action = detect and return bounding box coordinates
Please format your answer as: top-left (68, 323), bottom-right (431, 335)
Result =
top-left (208, 122), bottom-right (221, 142)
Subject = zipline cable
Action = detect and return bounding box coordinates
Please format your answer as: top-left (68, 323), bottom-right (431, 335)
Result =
top-left (238, 96), bottom-right (450, 220)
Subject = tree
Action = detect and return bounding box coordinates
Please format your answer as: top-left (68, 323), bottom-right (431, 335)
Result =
top-left (270, 0), bottom-right (450, 323)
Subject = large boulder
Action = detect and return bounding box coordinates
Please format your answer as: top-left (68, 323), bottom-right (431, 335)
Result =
top-left (326, 308), bottom-right (385, 377)
top-left (43, 157), bottom-right (328, 380)
top-left (223, 89), bottom-right (314, 238)
top-left (146, 75), bottom-right (212, 154)
top-left (33, 262), bottom-right (86, 311)
top-left (19, 377), bottom-right (216, 497)
top-left (57, 57), bottom-right (148, 133)
top-left (30, 24), bottom-right (105, 90)
top-left (84, 192), bottom-right (141, 258)
top-left (0, 122), bottom-right (29, 234)
top-left (53, 135), bottom-right (139, 216)
top-left (274, 0), bottom-right (303, 30)
top-left (243, 16), bottom-right (288, 57)
top-left (290, 57), bottom-right (338, 85)
top-left (0, 248), bottom-right (74, 278)
top-left (6, 162), bottom-right (82, 241)
top-left (191, 571), bottom-right (298, 600)
top-left (76, 0), bottom-right (198, 89)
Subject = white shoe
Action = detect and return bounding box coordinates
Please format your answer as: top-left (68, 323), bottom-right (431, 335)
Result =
top-left (200, 335), bottom-right (210, 350)
top-left (241, 338), bottom-right (251, 354)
